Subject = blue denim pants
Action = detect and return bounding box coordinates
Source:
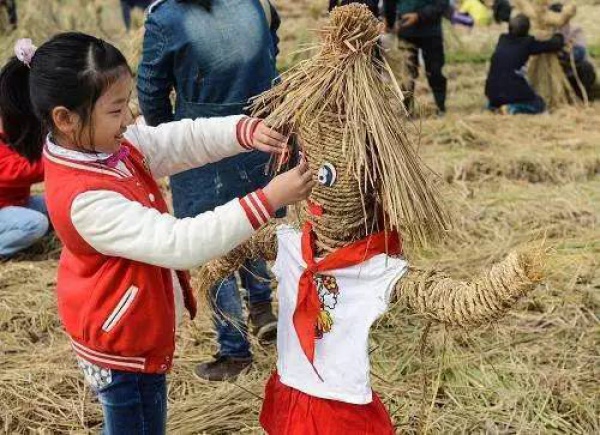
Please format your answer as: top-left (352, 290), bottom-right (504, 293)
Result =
top-left (171, 151), bottom-right (275, 358)
top-left (0, 195), bottom-right (49, 257)
top-left (96, 370), bottom-right (167, 435)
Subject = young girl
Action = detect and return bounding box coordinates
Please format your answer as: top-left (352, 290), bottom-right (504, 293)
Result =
top-left (2, 33), bottom-right (314, 434)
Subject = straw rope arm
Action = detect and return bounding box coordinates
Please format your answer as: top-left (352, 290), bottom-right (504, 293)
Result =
top-left (196, 223), bottom-right (278, 291)
top-left (393, 250), bottom-right (543, 327)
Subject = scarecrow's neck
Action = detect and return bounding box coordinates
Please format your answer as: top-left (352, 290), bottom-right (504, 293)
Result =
top-left (300, 204), bottom-right (382, 256)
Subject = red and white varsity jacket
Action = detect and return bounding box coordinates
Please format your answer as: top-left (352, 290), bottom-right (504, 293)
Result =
top-left (43, 115), bottom-right (273, 374)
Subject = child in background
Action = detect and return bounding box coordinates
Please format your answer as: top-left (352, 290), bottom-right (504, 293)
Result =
top-left (2, 33), bottom-right (313, 434)
top-left (0, 122), bottom-right (47, 257)
top-left (485, 14), bottom-right (564, 114)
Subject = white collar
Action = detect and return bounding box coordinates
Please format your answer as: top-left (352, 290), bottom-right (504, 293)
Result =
top-left (46, 135), bottom-right (112, 163)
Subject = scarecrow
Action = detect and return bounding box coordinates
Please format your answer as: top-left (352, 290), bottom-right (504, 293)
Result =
top-left (512, 0), bottom-right (578, 108)
top-left (198, 5), bottom-right (542, 433)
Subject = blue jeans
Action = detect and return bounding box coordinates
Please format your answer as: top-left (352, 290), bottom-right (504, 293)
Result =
top-left (488, 95), bottom-right (546, 115)
top-left (171, 151), bottom-right (276, 358)
top-left (0, 195), bottom-right (49, 257)
top-left (97, 371), bottom-right (167, 435)
top-left (213, 259), bottom-right (273, 357)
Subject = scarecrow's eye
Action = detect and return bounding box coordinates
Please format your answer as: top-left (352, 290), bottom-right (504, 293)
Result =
top-left (318, 162), bottom-right (337, 187)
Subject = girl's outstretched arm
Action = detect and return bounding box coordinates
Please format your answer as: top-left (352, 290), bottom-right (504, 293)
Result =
top-left (124, 116), bottom-right (266, 179)
top-left (71, 188), bottom-right (275, 271)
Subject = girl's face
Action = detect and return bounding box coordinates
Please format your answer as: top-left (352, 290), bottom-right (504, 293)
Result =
top-left (86, 73), bottom-right (134, 154)
top-left (52, 72), bottom-right (134, 154)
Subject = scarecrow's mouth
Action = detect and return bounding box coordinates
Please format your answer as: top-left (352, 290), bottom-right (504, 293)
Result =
top-left (306, 199), bottom-right (324, 216)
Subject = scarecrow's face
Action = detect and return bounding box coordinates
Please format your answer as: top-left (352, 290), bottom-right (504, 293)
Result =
top-left (298, 127), bottom-right (378, 243)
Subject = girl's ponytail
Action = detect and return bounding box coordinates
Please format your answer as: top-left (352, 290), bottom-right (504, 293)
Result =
top-left (0, 57), bottom-right (44, 162)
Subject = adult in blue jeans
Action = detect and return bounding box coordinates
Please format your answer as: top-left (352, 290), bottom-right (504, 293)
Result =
top-left (138, 0), bottom-right (281, 381)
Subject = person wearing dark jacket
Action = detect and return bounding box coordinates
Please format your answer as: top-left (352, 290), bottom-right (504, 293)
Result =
top-left (493, 0), bottom-right (512, 23)
top-left (485, 14), bottom-right (564, 114)
top-left (0, 0), bottom-right (17, 29)
top-left (384, 0), bottom-right (449, 115)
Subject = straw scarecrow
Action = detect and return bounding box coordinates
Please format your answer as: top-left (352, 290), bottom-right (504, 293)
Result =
top-left (198, 5), bottom-right (542, 433)
top-left (512, 0), bottom-right (578, 108)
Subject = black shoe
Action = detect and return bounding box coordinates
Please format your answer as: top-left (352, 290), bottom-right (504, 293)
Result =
top-left (194, 354), bottom-right (252, 382)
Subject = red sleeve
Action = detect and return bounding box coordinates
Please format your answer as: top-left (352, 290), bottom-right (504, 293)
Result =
top-left (0, 152), bottom-right (45, 186)
top-left (239, 189), bottom-right (275, 230)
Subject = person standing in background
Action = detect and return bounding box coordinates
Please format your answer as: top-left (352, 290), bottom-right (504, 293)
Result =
top-left (137, 0), bottom-right (282, 381)
top-left (384, 0), bottom-right (449, 115)
top-left (120, 0), bottom-right (153, 31)
top-left (0, 0), bottom-right (18, 30)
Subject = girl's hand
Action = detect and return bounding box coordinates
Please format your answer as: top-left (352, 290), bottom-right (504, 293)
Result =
top-left (237, 117), bottom-right (287, 154)
top-left (263, 160), bottom-right (315, 210)
top-left (252, 121), bottom-right (287, 154)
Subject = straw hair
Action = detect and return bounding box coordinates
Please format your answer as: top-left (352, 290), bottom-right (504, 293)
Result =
top-left (252, 4), bottom-right (450, 251)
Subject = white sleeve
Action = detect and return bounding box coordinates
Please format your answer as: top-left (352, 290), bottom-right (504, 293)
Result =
top-left (70, 189), bottom-right (274, 270)
top-left (123, 115), bottom-right (251, 179)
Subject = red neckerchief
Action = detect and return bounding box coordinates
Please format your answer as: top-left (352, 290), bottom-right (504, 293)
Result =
top-left (294, 222), bottom-right (403, 377)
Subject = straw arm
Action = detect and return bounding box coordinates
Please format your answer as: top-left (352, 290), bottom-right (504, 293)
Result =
top-left (394, 250), bottom-right (543, 327)
top-left (196, 224), bottom-right (278, 292)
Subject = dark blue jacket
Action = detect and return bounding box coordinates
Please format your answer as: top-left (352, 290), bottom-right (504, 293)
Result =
top-left (485, 33), bottom-right (564, 107)
top-left (384, 0), bottom-right (449, 38)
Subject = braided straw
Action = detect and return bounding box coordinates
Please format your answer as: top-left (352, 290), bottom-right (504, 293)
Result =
top-left (196, 224), bottom-right (278, 300)
top-left (396, 249), bottom-right (544, 326)
top-left (298, 113), bottom-right (380, 253)
top-left (251, 4), bottom-right (450, 251)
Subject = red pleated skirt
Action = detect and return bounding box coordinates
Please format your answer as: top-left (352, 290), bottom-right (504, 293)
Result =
top-left (259, 373), bottom-right (395, 435)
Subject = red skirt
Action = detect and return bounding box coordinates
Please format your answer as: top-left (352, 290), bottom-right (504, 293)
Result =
top-left (259, 373), bottom-right (395, 435)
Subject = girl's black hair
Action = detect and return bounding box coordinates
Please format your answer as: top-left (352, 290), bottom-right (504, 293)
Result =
top-left (0, 32), bottom-right (131, 161)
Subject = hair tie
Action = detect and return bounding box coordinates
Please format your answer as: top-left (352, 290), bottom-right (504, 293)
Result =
top-left (14, 39), bottom-right (37, 68)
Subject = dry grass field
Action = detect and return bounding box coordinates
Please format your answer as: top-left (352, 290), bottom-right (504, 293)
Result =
top-left (0, 0), bottom-right (599, 433)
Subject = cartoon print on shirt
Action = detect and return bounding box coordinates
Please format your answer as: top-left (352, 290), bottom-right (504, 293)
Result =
top-left (315, 274), bottom-right (339, 338)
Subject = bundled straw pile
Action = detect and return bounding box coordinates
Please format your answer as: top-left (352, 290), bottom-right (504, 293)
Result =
top-left (512, 0), bottom-right (578, 108)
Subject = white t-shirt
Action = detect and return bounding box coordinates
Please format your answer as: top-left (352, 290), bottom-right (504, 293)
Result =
top-left (272, 225), bottom-right (408, 405)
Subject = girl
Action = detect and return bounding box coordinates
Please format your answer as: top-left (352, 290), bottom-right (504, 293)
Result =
top-left (2, 33), bottom-right (314, 434)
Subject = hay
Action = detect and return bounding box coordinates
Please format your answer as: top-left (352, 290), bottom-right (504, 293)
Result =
top-left (448, 154), bottom-right (600, 183)
top-left (1, 1), bottom-right (599, 433)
